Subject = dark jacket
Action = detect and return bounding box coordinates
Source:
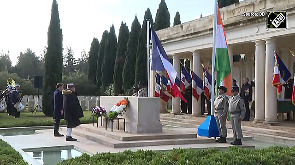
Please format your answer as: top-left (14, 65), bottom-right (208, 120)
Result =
top-left (10, 90), bottom-right (19, 105)
top-left (240, 83), bottom-right (252, 102)
top-left (53, 89), bottom-right (63, 120)
top-left (63, 90), bottom-right (84, 128)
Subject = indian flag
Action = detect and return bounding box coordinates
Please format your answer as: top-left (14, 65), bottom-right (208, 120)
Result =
top-left (214, 0), bottom-right (231, 95)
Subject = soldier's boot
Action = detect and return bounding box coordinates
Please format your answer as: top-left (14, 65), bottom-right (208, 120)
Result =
top-left (218, 137), bottom-right (226, 143)
top-left (230, 139), bottom-right (242, 145)
top-left (215, 137), bottom-right (222, 142)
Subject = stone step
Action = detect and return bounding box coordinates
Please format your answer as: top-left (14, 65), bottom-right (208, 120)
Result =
top-left (251, 133), bottom-right (295, 145)
top-left (76, 124), bottom-right (198, 141)
top-left (69, 128), bottom-right (220, 148)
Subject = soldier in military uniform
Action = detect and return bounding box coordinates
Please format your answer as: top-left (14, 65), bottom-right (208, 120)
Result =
top-left (214, 86), bottom-right (229, 143)
top-left (132, 86), bottom-right (139, 96)
top-left (240, 77), bottom-right (252, 121)
top-left (229, 86), bottom-right (246, 145)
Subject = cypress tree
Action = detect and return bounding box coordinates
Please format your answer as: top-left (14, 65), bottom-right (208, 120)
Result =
top-left (42, 0), bottom-right (63, 116)
top-left (88, 38), bottom-right (99, 84)
top-left (135, 8), bottom-right (153, 86)
top-left (114, 22), bottom-right (129, 95)
top-left (173, 11), bottom-right (181, 26)
top-left (96, 31), bottom-right (108, 94)
top-left (123, 16), bottom-right (141, 93)
top-left (101, 25), bottom-right (117, 89)
top-left (154, 0), bottom-right (170, 30)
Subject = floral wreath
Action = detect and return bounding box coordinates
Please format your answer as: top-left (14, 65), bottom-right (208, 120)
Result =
top-left (107, 97), bottom-right (130, 120)
top-left (91, 106), bottom-right (107, 117)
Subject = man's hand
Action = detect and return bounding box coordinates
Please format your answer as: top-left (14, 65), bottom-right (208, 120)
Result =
top-left (238, 117), bottom-right (242, 122)
top-left (61, 110), bottom-right (64, 115)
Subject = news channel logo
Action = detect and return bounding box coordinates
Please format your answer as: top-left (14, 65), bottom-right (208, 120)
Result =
top-left (267, 11), bottom-right (287, 28)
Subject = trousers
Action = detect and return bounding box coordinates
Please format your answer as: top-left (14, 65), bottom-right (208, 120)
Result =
top-left (230, 114), bottom-right (243, 139)
top-left (215, 112), bottom-right (227, 137)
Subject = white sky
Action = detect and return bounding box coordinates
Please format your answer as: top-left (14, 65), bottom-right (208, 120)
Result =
top-left (0, 0), bottom-right (215, 66)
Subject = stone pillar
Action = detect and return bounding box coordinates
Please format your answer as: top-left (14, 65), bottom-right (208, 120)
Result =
top-left (192, 50), bottom-right (202, 116)
top-left (150, 71), bottom-right (155, 97)
top-left (172, 54), bottom-right (181, 114)
top-left (265, 38), bottom-right (277, 123)
top-left (254, 40), bottom-right (266, 122)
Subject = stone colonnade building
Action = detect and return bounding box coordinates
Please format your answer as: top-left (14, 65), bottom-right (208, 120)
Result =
top-left (150, 0), bottom-right (295, 123)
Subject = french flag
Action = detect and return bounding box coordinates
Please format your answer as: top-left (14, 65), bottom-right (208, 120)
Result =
top-left (191, 71), bottom-right (203, 101)
top-left (203, 66), bottom-right (212, 100)
top-left (150, 27), bottom-right (187, 103)
top-left (162, 76), bottom-right (174, 97)
top-left (155, 73), bottom-right (161, 97)
top-left (181, 66), bottom-right (192, 88)
top-left (175, 77), bottom-right (185, 92)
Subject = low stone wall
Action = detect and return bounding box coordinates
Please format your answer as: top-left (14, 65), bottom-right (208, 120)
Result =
top-left (100, 96), bottom-right (162, 134)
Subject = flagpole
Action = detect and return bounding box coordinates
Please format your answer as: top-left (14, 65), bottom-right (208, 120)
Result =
top-left (147, 20), bottom-right (150, 97)
top-left (211, 0), bottom-right (218, 115)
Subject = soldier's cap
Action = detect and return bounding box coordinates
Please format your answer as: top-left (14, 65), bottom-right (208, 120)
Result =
top-left (231, 86), bottom-right (239, 92)
top-left (67, 83), bottom-right (75, 89)
top-left (217, 86), bottom-right (227, 93)
top-left (15, 84), bottom-right (20, 87)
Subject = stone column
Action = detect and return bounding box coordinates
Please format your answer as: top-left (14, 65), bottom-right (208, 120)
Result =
top-left (192, 50), bottom-right (202, 116)
top-left (172, 54), bottom-right (181, 114)
top-left (254, 40), bottom-right (266, 122)
top-left (150, 71), bottom-right (155, 97)
top-left (265, 38), bottom-right (277, 123)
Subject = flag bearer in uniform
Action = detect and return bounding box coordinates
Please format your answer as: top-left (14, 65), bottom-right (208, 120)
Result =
top-left (229, 86), bottom-right (246, 145)
top-left (214, 86), bottom-right (228, 143)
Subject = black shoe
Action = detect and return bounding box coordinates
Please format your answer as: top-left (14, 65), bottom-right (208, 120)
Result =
top-left (54, 133), bottom-right (64, 137)
top-left (216, 137), bottom-right (221, 142)
top-left (66, 136), bottom-right (77, 141)
top-left (218, 137), bottom-right (226, 143)
top-left (230, 139), bottom-right (242, 145)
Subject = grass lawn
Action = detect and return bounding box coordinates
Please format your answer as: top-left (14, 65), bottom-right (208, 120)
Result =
top-left (0, 111), bottom-right (93, 128)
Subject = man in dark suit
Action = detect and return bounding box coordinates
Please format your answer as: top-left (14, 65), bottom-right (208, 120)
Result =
top-left (53, 83), bottom-right (64, 137)
top-left (240, 77), bottom-right (252, 121)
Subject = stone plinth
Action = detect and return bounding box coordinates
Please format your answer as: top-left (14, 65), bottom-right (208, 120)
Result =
top-left (100, 96), bottom-right (162, 134)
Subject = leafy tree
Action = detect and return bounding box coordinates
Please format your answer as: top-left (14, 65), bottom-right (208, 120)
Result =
top-left (123, 16), bottom-right (141, 93)
top-left (101, 25), bottom-right (117, 91)
top-left (96, 31), bottom-right (108, 94)
top-left (218, 0), bottom-right (239, 8)
top-left (154, 0), bottom-right (170, 30)
top-left (173, 11), bottom-right (181, 26)
top-left (15, 49), bottom-right (42, 79)
top-left (113, 22), bottom-right (129, 95)
top-left (0, 51), bottom-right (12, 72)
top-left (42, 0), bottom-right (63, 117)
top-left (88, 38), bottom-right (99, 83)
top-left (135, 8), bottom-right (153, 86)
top-left (76, 50), bottom-right (88, 73)
top-left (63, 47), bottom-right (76, 75)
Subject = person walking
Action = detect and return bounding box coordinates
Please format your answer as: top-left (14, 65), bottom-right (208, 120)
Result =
top-left (229, 86), bottom-right (246, 145)
top-left (240, 77), bottom-right (252, 121)
top-left (63, 83), bottom-right (84, 141)
top-left (53, 83), bottom-right (64, 137)
top-left (214, 86), bottom-right (229, 143)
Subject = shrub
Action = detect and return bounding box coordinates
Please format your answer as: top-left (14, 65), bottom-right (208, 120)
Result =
top-left (59, 147), bottom-right (295, 165)
top-left (0, 139), bottom-right (28, 165)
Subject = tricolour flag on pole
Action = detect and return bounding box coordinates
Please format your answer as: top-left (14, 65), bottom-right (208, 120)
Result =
top-left (182, 66), bottom-right (192, 88)
top-left (155, 73), bottom-right (161, 97)
top-left (203, 65), bottom-right (212, 100)
top-left (272, 53), bottom-right (291, 94)
top-left (150, 27), bottom-right (187, 103)
top-left (292, 76), bottom-right (295, 105)
top-left (162, 76), bottom-right (174, 97)
top-left (214, 3), bottom-right (231, 95)
top-left (191, 71), bottom-right (203, 101)
top-left (175, 77), bottom-right (184, 92)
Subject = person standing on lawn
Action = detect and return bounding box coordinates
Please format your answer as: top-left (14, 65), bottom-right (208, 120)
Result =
top-left (53, 83), bottom-right (64, 137)
top-left (63, 83), bottom-right (84, 141)
top-left (229, 86), bottom-right (246, 145)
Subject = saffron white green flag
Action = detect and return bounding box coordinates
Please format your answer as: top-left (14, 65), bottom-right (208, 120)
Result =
top-left (214, 1), bottom-right (231, 95)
